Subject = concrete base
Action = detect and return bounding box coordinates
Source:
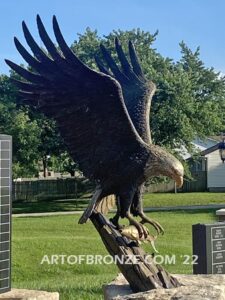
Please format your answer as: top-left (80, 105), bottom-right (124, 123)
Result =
top-left (0, 288), bottom-right (59, 300)
top-left (104, 273), bottom-right (225, 300)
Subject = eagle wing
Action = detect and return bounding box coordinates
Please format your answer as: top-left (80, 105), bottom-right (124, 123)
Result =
top-left (6, 16), bottom-right (145, 187)
top-left (95, 38), bottom-right (156, 214)
top-left (95, 38), bottom-right (156, 144)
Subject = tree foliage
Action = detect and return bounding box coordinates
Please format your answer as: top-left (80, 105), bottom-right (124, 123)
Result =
top-left (0, 75), bottom-right (41, 177)
top-left (0, 75), bottom-right (66, 178)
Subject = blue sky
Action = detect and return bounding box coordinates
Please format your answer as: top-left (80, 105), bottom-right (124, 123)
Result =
top-left (0, 0), bottom-right (225, 74)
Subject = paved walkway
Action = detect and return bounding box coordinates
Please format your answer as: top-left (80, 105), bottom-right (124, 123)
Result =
top-left (12, 204), bottom-right (225, 218)
top-left (144, 204), bottom-right (225, 212)
top-left (12, 211), bottom-right (83, 218)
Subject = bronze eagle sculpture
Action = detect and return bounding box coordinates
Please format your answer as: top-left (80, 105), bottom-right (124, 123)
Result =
top-left (6, 15), bottom-right (184, 238)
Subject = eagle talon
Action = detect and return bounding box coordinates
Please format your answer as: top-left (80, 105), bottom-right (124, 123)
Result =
top-left (125, 213), bottom-right (149, 238)
top-left (139, 213), bottom-right (164, 235)
top-left (133, 222), bottom-right (148, 239)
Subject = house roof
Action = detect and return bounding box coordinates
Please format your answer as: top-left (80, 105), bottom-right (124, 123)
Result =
top-left (208, 136), bottom-right (223, 142)
top-left (181, 137), bottom-right (218, 160)
top-left (180, 137), bottom-right (224, 159)
top-left (201, 143), bottom-right (220, 156)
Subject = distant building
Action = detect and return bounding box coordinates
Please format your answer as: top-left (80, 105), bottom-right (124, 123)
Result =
top-left (183, 137), bottom-right (225, 192)
top-left (201, 143), bottom-right (225, 191)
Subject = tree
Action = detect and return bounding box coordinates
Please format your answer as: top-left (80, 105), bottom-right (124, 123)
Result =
top-left (35, 116), bottom-right (65, 177)
top-left (179, 42), bottom-right (225, 140)
top-left (51, 152), bottom-right (79, 177)
top-left (0, 74), bottom-right (67, 178)
top-left (0, 75), bottom-right (42, 178)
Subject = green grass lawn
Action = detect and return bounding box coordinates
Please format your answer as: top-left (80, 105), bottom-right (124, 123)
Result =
top-left (12, 192), bottom-right (225, 214)
top-left (12, 211), bottom-right (217, 300)
top-left (12, 198), bottom-right (89, 214)
top-left (143, 192), bottom-right (225, 207)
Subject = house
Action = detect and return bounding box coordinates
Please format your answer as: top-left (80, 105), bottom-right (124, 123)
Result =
top-left (201, 143), bottom-right (225, 191)
top-left (183, 137), bottom-right (225, 192)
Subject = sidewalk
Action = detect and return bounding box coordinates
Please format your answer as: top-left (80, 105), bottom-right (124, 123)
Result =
top-left (144, 203), bottom-right (225, 212)
top-left (12, 204), bottom-right (225, 218)
top-left (12, 211), bottom-right (83, 217)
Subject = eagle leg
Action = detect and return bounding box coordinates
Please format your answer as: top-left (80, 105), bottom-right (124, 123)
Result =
top-left (131, 185), bottom-right (164, 235)
top-left (110, 212), bottom-right (123, 230)
top-left (119, 187), bottom-right (149, 238)
top-left (125, 211), bottom-right (149, 239)
top-left (139, 211), bottom-right (164, 235)
top-left (109, 196), bottom-right (124, 230)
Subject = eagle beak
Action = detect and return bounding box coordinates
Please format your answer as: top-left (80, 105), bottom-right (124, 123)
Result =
top-left (175, 175), bottom-right (183, 188)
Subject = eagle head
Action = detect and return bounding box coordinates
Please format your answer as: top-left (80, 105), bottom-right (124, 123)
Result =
top-left (145, 145), bottom-right (184, 188)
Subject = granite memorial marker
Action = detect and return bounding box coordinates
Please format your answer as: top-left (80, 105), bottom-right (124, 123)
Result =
top-left (193, 223), bottom-right (225, 274)
top-left (0, 135), bottom-right (12, 293)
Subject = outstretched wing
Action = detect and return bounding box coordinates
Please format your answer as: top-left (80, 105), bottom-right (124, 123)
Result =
top-left (95, 38), bottom-right (156, 144)
top-left (6, 15), bottom-right (145, 185)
